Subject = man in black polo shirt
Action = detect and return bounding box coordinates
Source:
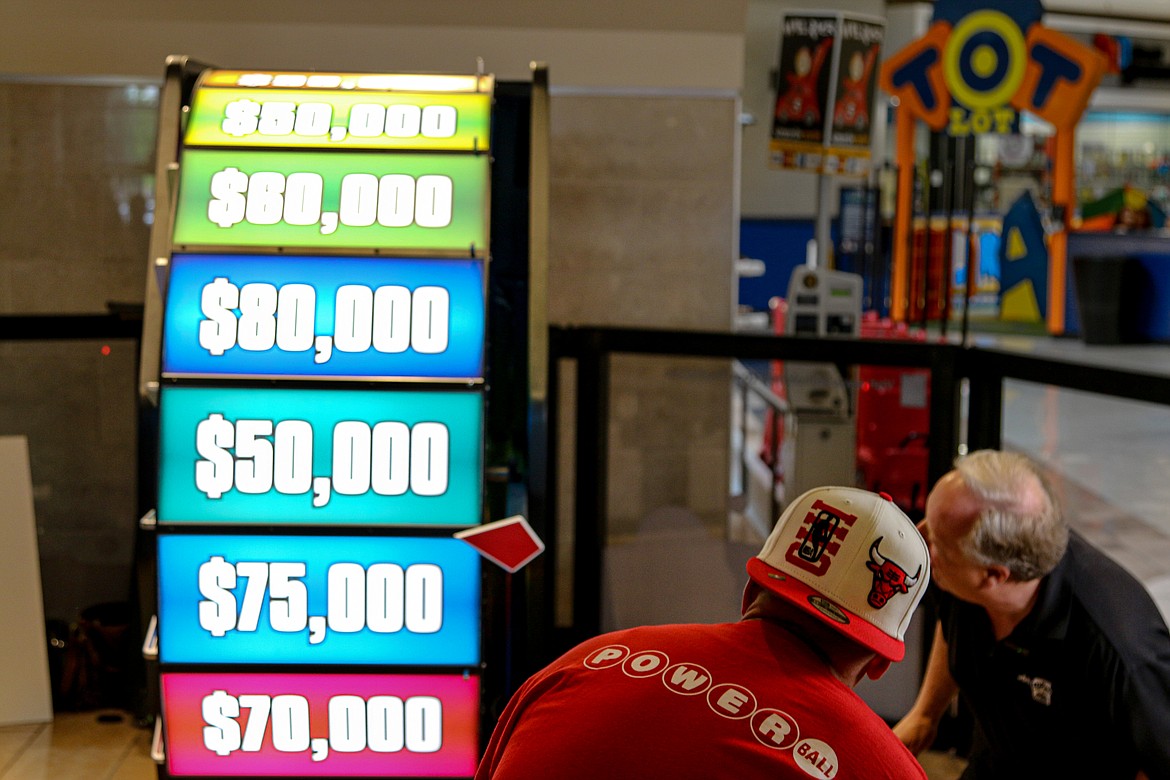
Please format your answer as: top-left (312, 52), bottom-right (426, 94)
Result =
top-left (894, 449), bottom-right (1170, 779)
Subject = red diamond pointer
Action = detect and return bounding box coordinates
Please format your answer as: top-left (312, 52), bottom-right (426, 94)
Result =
top-left (455, 515), bottom-right (545, 573)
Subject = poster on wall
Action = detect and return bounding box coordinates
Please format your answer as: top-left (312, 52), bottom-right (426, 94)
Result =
top-left (769, 12), bottom-right (884, 176)
top-left (771, 13), bottom-right (837, 151)
top-left (830, 18), bottom-right (884, 150)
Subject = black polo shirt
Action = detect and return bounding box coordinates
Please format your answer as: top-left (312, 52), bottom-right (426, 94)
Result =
top-left (935, 531), bottom-right (1170, 780)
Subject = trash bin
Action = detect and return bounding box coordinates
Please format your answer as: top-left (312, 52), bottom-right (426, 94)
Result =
top-left (1071, 255), bottom-right (1143, 345)
top-left (58, 601), bottom-right (134, 711)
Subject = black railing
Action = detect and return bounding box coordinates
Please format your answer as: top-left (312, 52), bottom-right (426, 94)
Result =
top-left (545, 325), bottom-right (1170, 649)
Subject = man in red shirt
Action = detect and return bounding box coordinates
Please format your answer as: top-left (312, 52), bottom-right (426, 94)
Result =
top-left (477, 486), bottom-right (931, 779)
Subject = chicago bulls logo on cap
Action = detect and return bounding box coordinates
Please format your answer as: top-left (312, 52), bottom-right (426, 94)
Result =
top-left (865, 537), bottom-right (922, 608)
top-left (783, 499), bottom-right (858, 577)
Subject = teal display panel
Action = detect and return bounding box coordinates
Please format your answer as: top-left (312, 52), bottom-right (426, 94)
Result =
top-left (162, 253), bottom-right (486, 381)
top-left (157, 385), bottom-right (483, 526)
top-left (172, 149), bottom-right (489, 255)
top-left (157, 534), bottom-right (480, 666)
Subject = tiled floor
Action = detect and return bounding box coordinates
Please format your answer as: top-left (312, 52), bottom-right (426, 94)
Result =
top-left (920, 750), bottom-right (969, 780)
top-left (0, 711), bottom-right (155, 779)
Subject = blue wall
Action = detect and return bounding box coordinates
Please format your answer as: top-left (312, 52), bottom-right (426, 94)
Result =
top-left (738, 219), bottom-right (816, 313)
top-left (740, 218), bottom-right (885, 315)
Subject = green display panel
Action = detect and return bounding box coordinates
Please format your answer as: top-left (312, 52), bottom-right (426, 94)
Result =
top-left (173, 149), bottom-right (489, 255)
top-left (185, 87), bottom-right (492, 152)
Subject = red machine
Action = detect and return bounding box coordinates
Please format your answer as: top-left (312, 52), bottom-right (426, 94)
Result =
top-left (855, 313), bottom-right (930, 517)
top-left (760, 305), bottom-right (930, 518)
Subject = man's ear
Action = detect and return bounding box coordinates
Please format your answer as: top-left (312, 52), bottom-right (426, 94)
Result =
top-left (741, 581), bottom-right (760, 617)
top-left (982, 564), bottom-right (1013, 588)
top-left (864, 656), bottom-right (891, 681)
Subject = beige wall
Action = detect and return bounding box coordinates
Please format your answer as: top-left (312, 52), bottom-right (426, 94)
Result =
top-left (1, 1), bottom-right (745, 89)
top-left (548, 93), bottom-right (739, 329)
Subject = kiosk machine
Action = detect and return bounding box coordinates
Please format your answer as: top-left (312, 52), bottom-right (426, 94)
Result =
top-left (780, 266), bottom-right (862, 500)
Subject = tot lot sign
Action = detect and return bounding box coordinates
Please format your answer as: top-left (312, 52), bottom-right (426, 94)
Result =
top-left (879, 0), bottom-right (1106, 135)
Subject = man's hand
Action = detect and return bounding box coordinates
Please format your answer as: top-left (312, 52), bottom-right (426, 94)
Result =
top-left (893, 624), bottom-right (957, 755)
top-left (893, 712), bottom-right (939, 756)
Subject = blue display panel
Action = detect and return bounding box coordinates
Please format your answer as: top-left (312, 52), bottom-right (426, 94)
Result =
top-left (158, 534), bottom-right (480, 665)
top-left (157, 386), bottom-right (483, 526)
top-left (162, 254), bottom-right (485, 381)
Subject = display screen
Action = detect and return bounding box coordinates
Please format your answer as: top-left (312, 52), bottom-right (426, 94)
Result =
top-left (185, 87), bottom-right (491, 151)
top-left (162, 253), bottom-right (485, 381)
top-left (172, 149), bottom-right (489, 254)
top-left (158, 534), bottom-right (480, 665)
top-left (162, 671), bottom-right (479, 777)
top-left (157, 386), bottom-right (483, 526)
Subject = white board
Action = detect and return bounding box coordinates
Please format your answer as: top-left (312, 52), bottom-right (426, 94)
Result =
top-left (0, 436), bottom-right (53, 724)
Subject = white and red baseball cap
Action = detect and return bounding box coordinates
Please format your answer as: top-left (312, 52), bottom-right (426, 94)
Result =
top-left (746, 486), bottom-right (930, 662)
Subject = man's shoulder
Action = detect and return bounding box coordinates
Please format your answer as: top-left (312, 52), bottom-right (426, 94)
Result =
top-left (1063, 533), bottom-right (1157, 611)
top-left (1062, 533), bottom-right (1169, 650)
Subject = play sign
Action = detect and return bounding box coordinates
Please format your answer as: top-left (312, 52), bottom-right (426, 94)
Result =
top-left (455, 515), bottom-right (544, 573)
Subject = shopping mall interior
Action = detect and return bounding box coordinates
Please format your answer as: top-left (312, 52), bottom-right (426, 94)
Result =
top-left (2, 1), bottom-right (1170, 778)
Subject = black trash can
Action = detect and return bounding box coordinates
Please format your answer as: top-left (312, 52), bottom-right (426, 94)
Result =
top-left (1071, 255), bottom-right (1144, 345)
top-left (58, 601), bottom-right (134, 711)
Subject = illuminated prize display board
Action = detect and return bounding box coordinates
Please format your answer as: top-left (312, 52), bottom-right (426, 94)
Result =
top-left (151, 66), bottom-right (495, 779)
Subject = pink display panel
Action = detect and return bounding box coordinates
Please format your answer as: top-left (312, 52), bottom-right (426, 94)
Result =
top-left (162, 672), bottom-right (479, 777)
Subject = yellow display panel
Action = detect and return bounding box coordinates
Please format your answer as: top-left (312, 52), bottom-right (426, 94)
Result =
top-left (186, 84), bottom-right (492, 152)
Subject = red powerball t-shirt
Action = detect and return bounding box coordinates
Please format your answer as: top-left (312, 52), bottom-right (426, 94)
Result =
top-left (477, 619), bottom-right (926, 779)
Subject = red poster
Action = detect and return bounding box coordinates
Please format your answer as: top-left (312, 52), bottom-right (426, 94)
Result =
top-left (771, 14), bottom-right (838, 147)
top-left (830, 18), bottom-right (884, 149)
